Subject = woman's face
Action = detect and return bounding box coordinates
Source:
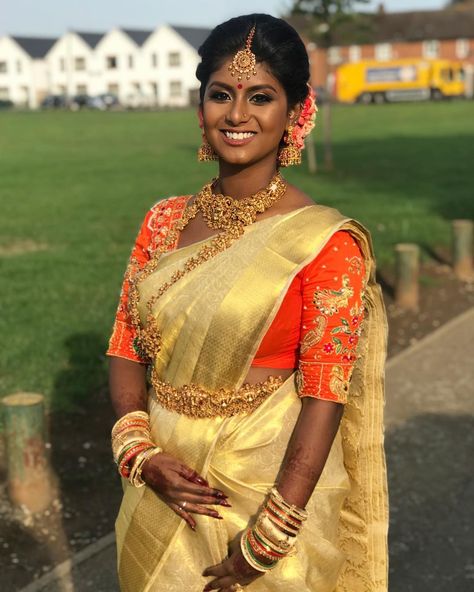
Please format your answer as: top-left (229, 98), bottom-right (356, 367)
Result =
top-left (201, 60), bottom-right (295, 167)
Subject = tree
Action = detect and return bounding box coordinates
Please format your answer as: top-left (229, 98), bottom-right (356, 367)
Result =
top-left (290, 0), bottom-right (370, 171)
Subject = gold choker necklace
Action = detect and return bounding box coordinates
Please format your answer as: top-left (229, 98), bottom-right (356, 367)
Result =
top-left (195, 172), bottom-right (286, 230)
top-left (128, 172), bottom-right (287, 362)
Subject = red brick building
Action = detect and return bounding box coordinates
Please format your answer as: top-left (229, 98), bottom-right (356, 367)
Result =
top-left (289, 2), bottom-right (474, 95)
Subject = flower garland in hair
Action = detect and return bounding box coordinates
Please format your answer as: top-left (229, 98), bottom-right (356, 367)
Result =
top-left (290, 84), bottom-right (318, 150)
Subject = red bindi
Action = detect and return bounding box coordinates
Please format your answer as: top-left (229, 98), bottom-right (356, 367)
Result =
top-left (237, 83), bottom-right (243, 89)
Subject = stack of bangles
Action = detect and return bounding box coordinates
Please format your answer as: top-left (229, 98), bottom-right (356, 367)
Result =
top-left (111, 410), bottom-right (162, 487)
top-left (240, 487), bottom-right (308, 572)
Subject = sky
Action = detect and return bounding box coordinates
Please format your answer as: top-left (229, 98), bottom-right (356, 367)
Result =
top-left (1, 0), bottom-right (446, 38)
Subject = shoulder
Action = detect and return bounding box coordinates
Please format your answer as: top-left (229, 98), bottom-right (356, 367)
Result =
top-left (300, 230), bottom-right (365, 280)
top-left (142, 194), bottom-right (190, 231)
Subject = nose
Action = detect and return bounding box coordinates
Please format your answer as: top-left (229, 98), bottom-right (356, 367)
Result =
top-left (225, 96), bottom-right (249, 126)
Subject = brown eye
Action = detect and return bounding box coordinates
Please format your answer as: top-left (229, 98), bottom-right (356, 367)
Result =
top-left (251, 93), bottom-right (272, 104)
top-left (210, 91), bottom-right (230, 101)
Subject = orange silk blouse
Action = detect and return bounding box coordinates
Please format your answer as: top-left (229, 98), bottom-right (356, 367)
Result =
top-left (107, 196), bottom-right (366, 404)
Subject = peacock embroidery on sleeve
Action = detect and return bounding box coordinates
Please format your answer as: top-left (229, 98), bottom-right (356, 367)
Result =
top-left (297, 232), bottom-right (367, 403)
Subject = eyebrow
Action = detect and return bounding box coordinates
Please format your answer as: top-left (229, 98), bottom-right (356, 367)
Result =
top-left (208, 81), bottom-right (278, 93)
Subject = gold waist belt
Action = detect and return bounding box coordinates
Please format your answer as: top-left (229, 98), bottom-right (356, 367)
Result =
top-left (151, 374), bottom-right (284, 419)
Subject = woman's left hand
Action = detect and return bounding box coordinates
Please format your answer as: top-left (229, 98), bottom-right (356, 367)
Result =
top-left (202, 537), bottom-right (264, 591)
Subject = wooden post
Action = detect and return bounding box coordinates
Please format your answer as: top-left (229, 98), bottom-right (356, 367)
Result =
top-left (2, 393), bottom-right (55, 513)
top-left (395, 243), bottom-right (420, 310)
top-left (452, 220), bottom-right (473, 280)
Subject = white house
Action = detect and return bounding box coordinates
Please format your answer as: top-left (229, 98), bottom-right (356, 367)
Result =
top-left (46, 31), bottom-right (104, 98)
top-left (93, 28), bottom-right (153, 105)
top-left (0, 24), bottom-right (213, 108)
top-left (0, 36), bottom-right (56, 108)
top-left (142, 25), bottom-right (212, 107)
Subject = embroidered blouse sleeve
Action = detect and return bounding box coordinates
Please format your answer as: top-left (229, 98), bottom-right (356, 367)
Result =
top-left (106, 209), bottom-right (155, 364)
top-left (296, 230), bottom-right (367, 404)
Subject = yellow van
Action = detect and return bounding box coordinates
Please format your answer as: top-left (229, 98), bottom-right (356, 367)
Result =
top-left (335, 59), bottom-right (466, 104)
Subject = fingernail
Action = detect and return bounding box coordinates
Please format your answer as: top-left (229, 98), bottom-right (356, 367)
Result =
top-left (211, 512), bottom-right (223, 519)
top-left (219, 499), bottom-right (232, 507)
top-left (203, 586), bottom-right (212, 592)
top-left (196, 477), bottom-right (208, 485)
top-left (215, 491), bottom-right (228, 499)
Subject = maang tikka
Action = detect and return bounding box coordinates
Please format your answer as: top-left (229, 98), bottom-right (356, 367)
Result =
top-left (228, 25), bottom-right (258, 81)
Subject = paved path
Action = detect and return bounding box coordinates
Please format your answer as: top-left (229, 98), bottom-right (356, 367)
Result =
top-left (23, 308), bottom-right (474, 592)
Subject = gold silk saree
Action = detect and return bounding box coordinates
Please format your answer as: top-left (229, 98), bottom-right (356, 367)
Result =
top-left (115, 204), bottom-right (389, 592)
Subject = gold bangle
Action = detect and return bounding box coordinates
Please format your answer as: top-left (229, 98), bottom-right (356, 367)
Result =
top-left (111, 411), bottom-right (150, 438)
top-left (129, 446), bottom-right (163, 487)
top-left (256, 514), bottom-right (297, 550)
top-left (270, 488), bottom-right (308, 520)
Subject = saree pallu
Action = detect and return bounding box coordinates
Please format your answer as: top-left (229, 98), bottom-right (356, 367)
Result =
top-left (115, 204), bottom-right (389, 592)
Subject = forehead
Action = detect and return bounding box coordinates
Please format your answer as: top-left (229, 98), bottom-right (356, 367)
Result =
top-left (208, 59), bottom-right (284, 92)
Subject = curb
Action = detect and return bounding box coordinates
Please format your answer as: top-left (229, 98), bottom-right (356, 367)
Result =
top-left (386, 306), bottom-right (474, 370)
top-left (18, 533), bottom-right (115, 592)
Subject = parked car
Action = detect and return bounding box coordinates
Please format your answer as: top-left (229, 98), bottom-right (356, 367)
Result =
top-left (88, 93), bottom-right (120, 110)
top-left (0, 99), bottom-right (14, 110)
top-left (40, 95), bottom-right (68, 109)
top-left (69, 94), bottom-right (91, 110)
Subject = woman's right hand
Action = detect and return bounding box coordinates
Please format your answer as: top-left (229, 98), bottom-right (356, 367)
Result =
top-left (141, 452), bottom-right (231, 530)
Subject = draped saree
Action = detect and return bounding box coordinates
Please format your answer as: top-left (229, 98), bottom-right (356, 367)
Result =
top-left (115, 204), bottom-right (389, 592)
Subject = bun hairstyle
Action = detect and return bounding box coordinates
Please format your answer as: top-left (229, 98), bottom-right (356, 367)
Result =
top-left (196, 14), bottom-right (310, 109)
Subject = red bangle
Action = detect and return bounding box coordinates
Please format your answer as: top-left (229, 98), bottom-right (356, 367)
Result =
top-left (118, 443), bottom-right (151, 478)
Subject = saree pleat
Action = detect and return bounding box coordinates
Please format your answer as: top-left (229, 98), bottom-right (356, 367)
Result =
top-left (116, 205), bottom-right (389, 591)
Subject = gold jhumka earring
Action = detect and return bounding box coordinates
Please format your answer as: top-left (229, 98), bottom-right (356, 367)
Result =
top-left (197, 135), bottom-right (218, 161)
top-left (228, 25), bottom-right (258, 81)
top-left (278, 125), bottom-right (302, 167)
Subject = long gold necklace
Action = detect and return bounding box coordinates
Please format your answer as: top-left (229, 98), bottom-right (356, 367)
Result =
top-left (128, 171), bottom-right (287, 361)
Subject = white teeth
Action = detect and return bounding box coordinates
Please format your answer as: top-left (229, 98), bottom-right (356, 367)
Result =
top-left (224, 131), bottom-right (255, 140)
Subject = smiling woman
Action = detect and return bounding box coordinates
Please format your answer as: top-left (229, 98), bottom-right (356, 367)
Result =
top-left (107, 13), bottom-right (389, 592)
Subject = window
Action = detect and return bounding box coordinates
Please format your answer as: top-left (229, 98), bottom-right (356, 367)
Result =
top-left (0, 62), bottom-right (7, 73)
top-left (456, 39), bottom-right (469, 59)
top-left (151, 53), bottom-right (158, 67)
top-left (58, 85), bottom-right (66, 95)
top-left (349, 45), bottom-right (361, 62)
top-left (76, 84), bottom-right (87, 94)
top-left (423, 40), bottom-right (439, 59)
top-left (169, 80), bottom-right (182, 97)
top-left (107, 56), bottom-right (118, 69)
top-left (0, 87), bottom-right (9, 99)
top-left (151, 82), bottom-right (158, 97)
top-left (168, 52), bottom-right (181, 67)
top-left (375, 43), bottom-right (392, 61)
top-left (60, 58), bottom-right (65, 72)
top-left (133, 82), bottom-right (141, 93)
top-left (108, 83), bottom-right (119, 95)
top-left (75, 57), bottom-right (86, 71)
top-left (17, 60), bottom-right (22, 74)
top-left (327, 46), bottom-right (341, 65)
top-left (128, 55), bottom-right (134, 68)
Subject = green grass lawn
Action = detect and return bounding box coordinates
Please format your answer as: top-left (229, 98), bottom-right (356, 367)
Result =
top-left (0, 101), bottom-right (473, 409)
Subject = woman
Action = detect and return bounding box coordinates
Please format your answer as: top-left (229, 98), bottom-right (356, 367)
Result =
top-left (107, 14), bottom-right (388, 592)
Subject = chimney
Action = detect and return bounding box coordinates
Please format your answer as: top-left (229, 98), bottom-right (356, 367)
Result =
top-left (377, 3), bottom-right (385, 14)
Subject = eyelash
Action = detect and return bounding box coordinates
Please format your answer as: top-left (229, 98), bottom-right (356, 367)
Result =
top-left (209, 91), bottom-right (272, 104)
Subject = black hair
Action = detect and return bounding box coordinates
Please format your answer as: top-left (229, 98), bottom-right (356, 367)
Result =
top-left (196, 14), bottom-right (310, 109)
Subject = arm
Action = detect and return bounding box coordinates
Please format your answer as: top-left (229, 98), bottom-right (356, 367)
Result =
top-left (277, 397), bottom-right (344, 507)
top-left (109, 356), bottom-right (148, 418)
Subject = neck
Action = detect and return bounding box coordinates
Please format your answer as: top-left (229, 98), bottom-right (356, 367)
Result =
top-left (216, 158), bottom-right (280, 199)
